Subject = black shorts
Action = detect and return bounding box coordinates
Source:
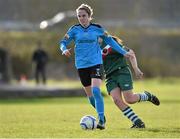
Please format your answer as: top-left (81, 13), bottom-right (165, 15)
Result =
top-left (78, 64), bottom-right (104, 87)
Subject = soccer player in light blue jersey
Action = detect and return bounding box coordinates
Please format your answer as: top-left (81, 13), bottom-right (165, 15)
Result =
top-left (59, 4), bottom-right (132, 130)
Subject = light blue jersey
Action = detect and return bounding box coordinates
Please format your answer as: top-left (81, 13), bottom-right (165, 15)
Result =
top-left (59, 23), bottom-right (127, 69)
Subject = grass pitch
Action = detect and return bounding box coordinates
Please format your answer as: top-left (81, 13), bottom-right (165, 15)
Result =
top-left (0, 78), bottom-right (180, 138)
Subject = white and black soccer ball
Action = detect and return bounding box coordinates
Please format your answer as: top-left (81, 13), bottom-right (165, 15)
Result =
top-left (80, 115), bottom-right (97, 130)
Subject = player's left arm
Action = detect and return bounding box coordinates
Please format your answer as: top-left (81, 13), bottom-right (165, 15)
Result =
top-left (127, 49), bottom-right (143, 79)
top-left (97, 25), bottom-right (133, 57)
top-left (102, 34), bottom-right (127, 55)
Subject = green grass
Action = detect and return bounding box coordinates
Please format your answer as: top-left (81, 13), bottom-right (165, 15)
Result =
top-left (0, 78), bottom-right (180, 138)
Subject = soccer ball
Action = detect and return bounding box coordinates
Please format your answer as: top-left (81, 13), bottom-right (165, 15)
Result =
top-left (80, 115), bottom-right (97, 130)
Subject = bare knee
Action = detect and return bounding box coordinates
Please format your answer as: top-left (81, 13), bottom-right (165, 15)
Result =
top-left (123, 93), bottom-right (136, 104)
top-left (125, 97), bottom-right (135, 104)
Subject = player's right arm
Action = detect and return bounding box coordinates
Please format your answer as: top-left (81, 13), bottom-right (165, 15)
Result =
top-left (59, 26), bottom-right (75, 57)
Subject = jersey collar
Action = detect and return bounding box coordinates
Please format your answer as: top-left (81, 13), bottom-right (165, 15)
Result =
top-left (80, 23), bottom-right (92, 29)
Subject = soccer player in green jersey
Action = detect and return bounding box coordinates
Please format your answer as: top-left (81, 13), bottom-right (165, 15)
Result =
top-left (101, 36), bottom-right (160, 128)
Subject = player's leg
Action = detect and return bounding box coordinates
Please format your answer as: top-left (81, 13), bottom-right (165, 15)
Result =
top-left (84, 83), bottom-right (106, 129)
top-left (120, 67), bottom-right (160, 106)
top-left (107, 78), bottom-right (145, 128)
top-left (110, 87), bottom-right (128, 110)
top-left (77, 68), bottom-right (95, 108)
top-left (92, 78), bottom-right (105, 129)
top-left (122, 90), bottom-right (139, 104)
top-left (84, 86), bottom-right (95, 108)
top-left (123, 90), bottom-right (160, 106)
top-left (91, 64), bottom-right (105, 129)
top-left (78, 65), bottom-right (105, 130)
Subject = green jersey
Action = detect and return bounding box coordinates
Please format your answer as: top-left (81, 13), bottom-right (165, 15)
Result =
top-left (101, 41), bottom-right (133, 93)
top-left (102, 43), bottom-right (128, 77)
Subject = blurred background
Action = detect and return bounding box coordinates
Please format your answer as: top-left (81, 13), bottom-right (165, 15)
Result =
top-left (0, 0), bottom-right (180, 84)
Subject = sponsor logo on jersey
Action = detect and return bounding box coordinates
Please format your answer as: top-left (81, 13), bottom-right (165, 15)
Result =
top-left (124, 84), bottom-right (130, 87)
top-left (78, 40), bottom-right (95, 43)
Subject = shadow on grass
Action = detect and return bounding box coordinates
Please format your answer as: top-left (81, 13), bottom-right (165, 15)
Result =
top-left (144, 127), bottom-right (180, 134)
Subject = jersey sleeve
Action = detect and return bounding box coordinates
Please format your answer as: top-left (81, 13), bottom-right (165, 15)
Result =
top-left (101, 33), bottom-right (127, 55)
top-left (59, 26), bottom-right (75, 52)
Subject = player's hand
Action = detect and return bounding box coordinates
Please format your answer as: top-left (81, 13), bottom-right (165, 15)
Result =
top-left (124, 51), bottom-right (134, 58)
top-left (62, 48), bottom-right (71, 57)
top-left (134, 68), bottom-right (144, 79)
